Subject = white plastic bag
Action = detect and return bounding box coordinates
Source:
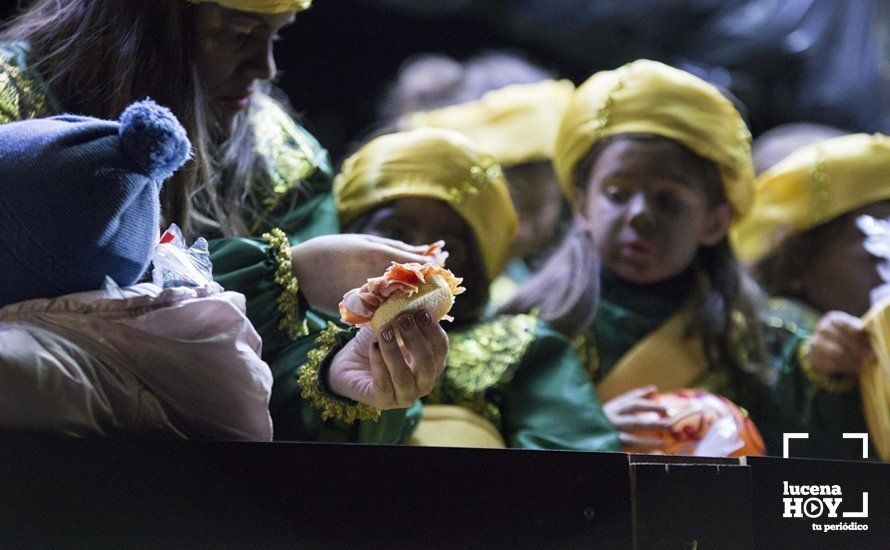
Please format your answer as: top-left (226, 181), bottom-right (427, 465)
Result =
top-left (151, 224), bottom-right (223, 291)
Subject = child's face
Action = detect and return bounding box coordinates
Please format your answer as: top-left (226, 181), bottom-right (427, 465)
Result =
top-left (504, 162), bottom-right (565, 262)
top-left (800, 201), bottom-right (890, 316)
top-left (578, 138), bottom-right (731, 285)
top-left (349, 198), bottom-right (490, 322)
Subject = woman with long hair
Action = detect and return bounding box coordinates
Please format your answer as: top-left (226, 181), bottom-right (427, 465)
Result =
top-left (0, 0), bottom-right (448, 441)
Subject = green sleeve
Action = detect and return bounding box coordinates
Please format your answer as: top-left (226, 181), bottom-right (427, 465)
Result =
top-left (266, 325), bottom-right (411, 444)
top-left (751, 301), bottom-right (874, 460)
top-left (501, 325), bottom-right (621, 452)
top-left (209, 236), bottom-right (304, 360)
top-left (764, 329), bottom-right (872, 460)
top-left (208, 236), bottom-right (410, 444)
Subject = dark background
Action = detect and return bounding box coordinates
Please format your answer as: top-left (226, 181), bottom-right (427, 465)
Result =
top-left (2, 0), bottom-right (889, 165)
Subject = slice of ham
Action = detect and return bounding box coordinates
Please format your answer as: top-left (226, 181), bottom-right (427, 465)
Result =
top-left (339, 261), bottom-right (464, 328)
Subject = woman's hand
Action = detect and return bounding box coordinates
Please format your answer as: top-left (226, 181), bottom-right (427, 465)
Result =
top-left (327, 309), bottom-right (448, 409)
top-left (810, 311), bottom-right (876, 378)
top-left (603, 386), bottom-right (677, 452)
top-left (291, 234), bottom-right (441, 316)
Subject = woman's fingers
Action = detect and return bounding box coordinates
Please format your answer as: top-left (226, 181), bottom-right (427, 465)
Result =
top-left (366, 235), bottom-right (445, 255)
top-left (412, 309), bottom-right (449, 377)
top-left (393, 312), bottom-right (437, 396)
top-left (367, 336), bottom-right (397, 409)
top-left (614, 400), bottom-right (670, 416)
top-left (376, 323), bottom-right (417, 407)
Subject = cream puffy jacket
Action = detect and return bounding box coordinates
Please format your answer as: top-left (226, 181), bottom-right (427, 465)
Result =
top-left (0, 284), bottom-right (273, 441)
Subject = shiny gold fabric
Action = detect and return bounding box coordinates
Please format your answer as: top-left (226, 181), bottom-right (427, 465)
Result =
top-left (554, 59), bottom-right (754, 216)
top-left (334, 128), bottom-right (519, 281)
top-left (406, 79), bottom-right (575, 167)
top-left (0, 52), bottom-right (53, 124)
top-left (407, 404), bottom-right (506, 448)
top-left (732, 133), bottom-right (890, 262)
top-left (861, 296), bottom-right (890, 462)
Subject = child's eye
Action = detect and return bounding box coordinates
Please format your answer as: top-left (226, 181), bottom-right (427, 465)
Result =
top-left (654, 192), bottom-right (684, 213)
top-left (604, 185), bottom-right (631, 203)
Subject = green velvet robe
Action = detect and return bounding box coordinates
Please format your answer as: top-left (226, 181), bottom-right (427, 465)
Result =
top-left (429, 314), bottom-right (620, 451)
top-left (577, 269), bottom-right (873, 460)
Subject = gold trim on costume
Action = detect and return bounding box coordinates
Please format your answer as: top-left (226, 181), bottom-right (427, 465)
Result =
top-left (261, 227), bottom-right (308, 339)
top-left (809, 144), bottom-right (830, 226)
top-left (0, 55), bottom-right (52, 124)
top-left (797, 338), bottom-right (857, 393)
top-left (428, 314), bottom-right (538, 427)
top-left (298, 322), bottom-right (381, 423)
top-left (594, 304), bottom-right (709, 403)
top-left (251, 95), bottom-right (319, 214)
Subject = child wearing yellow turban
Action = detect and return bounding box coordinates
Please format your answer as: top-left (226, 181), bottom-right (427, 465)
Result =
top-left (503, 59), bottom-right (863, 459)
top-left (335, 127), bottom-right (619, 451)
top-left (406, 80), bottom-right (574, 293)
top-left (734, 133), bottom-right (890, 460)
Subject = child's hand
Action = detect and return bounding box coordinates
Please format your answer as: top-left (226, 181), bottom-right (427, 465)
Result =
top-left (328, 310), bottom-right (448, 409)
top-left (810, 311), bottom-right (876, 378)
top-left (603, 386), bottom-right (676, 452)
top-left (291, 234), bottom-right (443, 316)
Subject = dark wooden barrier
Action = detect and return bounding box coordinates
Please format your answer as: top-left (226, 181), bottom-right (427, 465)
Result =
top-left (0, 433), bottom-right (886, 549)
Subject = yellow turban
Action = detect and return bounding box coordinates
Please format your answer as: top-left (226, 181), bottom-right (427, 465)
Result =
top-left (554, 59), bottom-right (754, 216)
top-left (335, 128), bottom-right (519, 281)
top-left (405, 80), bottom-right (575, 167)
top-left (732, 133), bottom-right (890, 262)
top-left (186, 0), bottom-right (311, 13)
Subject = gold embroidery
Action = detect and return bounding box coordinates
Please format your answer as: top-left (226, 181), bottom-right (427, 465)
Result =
top-left (573, 331), bottom-right (600, 379)
top-left (798, 337), bottom-right (857, 393)
top-left (447, 156), bottom-right (502, 204)
top-left (809, 144), bottom-right (830, 226)
top-left (766, 297), bottom-right (821, 335)
top-left (298, 322), bottom-right (381, 422)
top-left (590, 69), bottom-right (625, 141)
top-left (0, 55), bottom-right (52, 124)
top-left (262, 227), bottom-right (308, 339)
top-left (428, 314), bottom-right (537, 426)
top-left (250, 95), bottom-right (319, 213)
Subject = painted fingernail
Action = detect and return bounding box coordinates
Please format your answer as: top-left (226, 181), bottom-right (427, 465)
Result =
top-left (416, 310), bottom-right (432, 326)
top-left (382, 329), bottom-right (395, 342)
top-left (400, 315), bottom-right (415, 331)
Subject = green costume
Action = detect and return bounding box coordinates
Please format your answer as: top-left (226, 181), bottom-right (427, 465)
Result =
top-left (428, 314), bottom-right (620, 451)
top-left (575, 269), bottom-right (872, 460)
top-left (0, 41), bottom-right (411, 443)
top-left (760, 298), bottom-right (874, 460)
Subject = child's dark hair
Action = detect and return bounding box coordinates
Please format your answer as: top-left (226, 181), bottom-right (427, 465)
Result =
top-left (502, 134), bottom-right (772, 391)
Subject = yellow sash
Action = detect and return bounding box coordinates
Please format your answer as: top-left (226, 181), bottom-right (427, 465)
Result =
top-left (861, 297), bottom-right (890, 462)
top-left (408, 405), bottom-right (506, 449)
top-left (596, 307), bottom-right (709, 403)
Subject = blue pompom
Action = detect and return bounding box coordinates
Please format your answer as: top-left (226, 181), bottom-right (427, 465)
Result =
top-left (119, 98), bottom-right (192, 181)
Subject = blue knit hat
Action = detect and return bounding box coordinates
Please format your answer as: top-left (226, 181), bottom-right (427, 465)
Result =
top-left (0, 99), bottom-right (191, 307)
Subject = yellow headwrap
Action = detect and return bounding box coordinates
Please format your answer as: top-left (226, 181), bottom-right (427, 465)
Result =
top-left (186, 0), bottom-right (311, 13)
top-left (405, 79), bottom-right (575, 167)
top-left (733, 133), bottom-right (890, 262)
top-left (334, 128), bottom-right (518, 281)
top-left (554, 59), bottom-right (754, 216)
